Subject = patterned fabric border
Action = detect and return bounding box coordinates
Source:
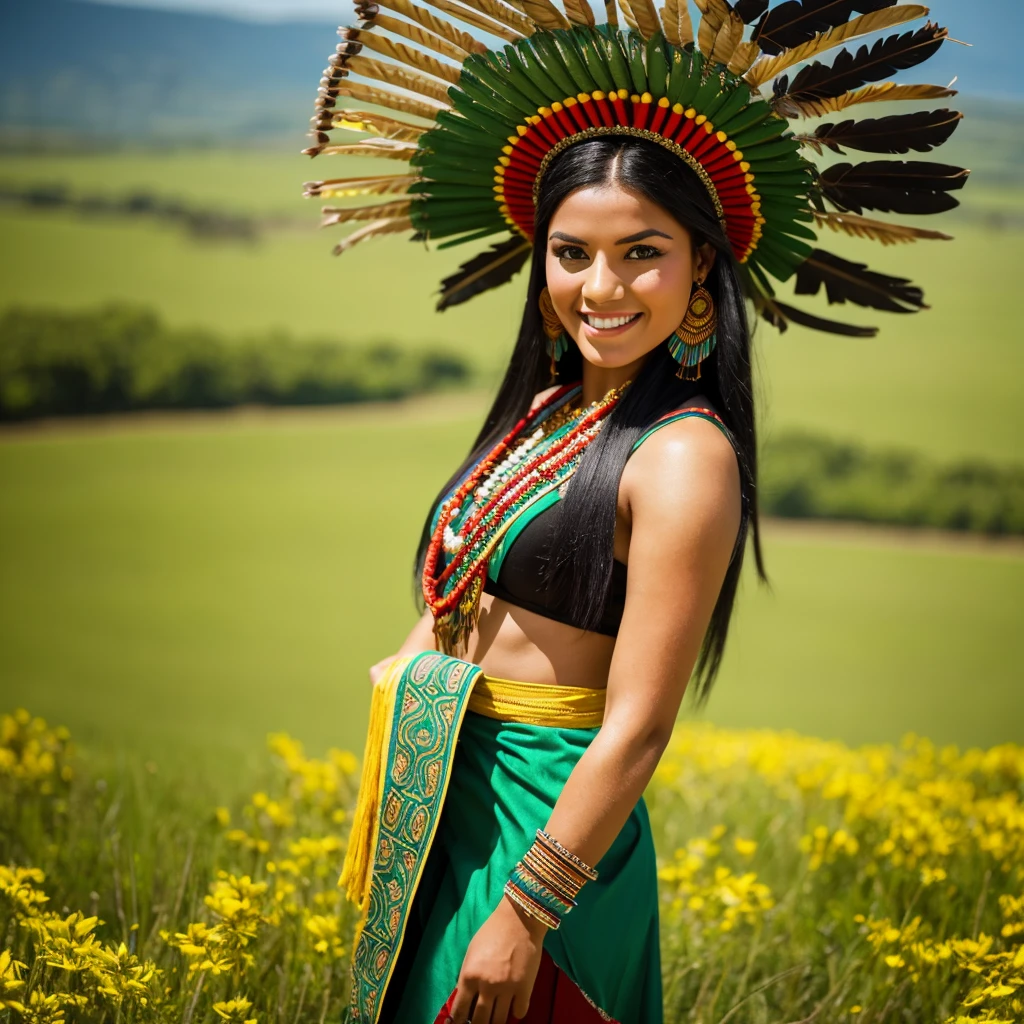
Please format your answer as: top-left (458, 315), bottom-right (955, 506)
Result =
top-left (346, 651), bottom-right (483, 1023)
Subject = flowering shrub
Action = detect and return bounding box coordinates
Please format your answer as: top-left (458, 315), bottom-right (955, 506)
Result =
top-left (0, 710), bottom-right (1021, 1022)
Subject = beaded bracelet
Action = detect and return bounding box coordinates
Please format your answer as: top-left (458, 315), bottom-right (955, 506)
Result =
top-left (510, 860), bottom-right (576, 917)
top-left (503, 879), bottom-right (561, 930)
top-left (503, 830), bottom-right (599, 931)
top-left (537, 829), bottom-right (599, 881)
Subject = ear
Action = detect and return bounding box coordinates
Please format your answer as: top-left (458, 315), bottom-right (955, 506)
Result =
top-left (694, 241), bottom-right (717, 283)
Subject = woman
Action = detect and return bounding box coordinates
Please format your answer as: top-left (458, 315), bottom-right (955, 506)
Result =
top-left (368, 135), bottom-right (756, 1024)
top-left (305, 4), bottom-right (965, 1022)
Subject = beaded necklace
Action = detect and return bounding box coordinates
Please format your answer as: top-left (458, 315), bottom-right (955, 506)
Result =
top-left (423, 380), bottom-right (630, 655)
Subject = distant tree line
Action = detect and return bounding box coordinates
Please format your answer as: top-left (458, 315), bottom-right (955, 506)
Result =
top-left (2, 305), bottom-right (1020, 536)
top-left (0, 305), bottom-right (468, 418)
top-left (761, 432), bottom-right (1024, 537)
top-left (0, 181), bottom-right (266, 241)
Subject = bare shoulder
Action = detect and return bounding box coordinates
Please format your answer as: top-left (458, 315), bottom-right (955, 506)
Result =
top-left (622, 402), bottom-right (741, 521)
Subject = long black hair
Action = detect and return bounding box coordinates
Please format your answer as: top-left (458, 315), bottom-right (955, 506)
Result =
top-left (414, 135), bottom-right (768, 701)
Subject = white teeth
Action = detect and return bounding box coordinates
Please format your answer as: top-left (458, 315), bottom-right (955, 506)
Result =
top-left (582, 313), bottom-right (638, 329)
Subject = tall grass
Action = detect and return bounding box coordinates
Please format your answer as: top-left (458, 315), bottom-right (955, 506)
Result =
top-left (2, 709), bottom-right (1022, 1023)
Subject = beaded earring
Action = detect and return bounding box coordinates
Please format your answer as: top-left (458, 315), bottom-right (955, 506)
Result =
top-left (668, 281), bottom-right (718, 380)
top-left (539, 286), bottom-right (569, 381)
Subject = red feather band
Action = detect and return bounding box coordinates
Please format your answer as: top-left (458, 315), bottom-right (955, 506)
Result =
top-left (494, 89), bottom-right (765, 264)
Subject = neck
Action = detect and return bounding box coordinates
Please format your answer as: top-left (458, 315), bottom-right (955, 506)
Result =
top-left (580, 353), bottom-right (647, 406)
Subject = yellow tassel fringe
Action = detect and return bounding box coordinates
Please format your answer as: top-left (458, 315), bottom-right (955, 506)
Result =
top-left (338, 655), bottom-right (410, 941)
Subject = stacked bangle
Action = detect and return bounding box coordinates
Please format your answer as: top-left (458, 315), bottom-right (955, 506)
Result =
top-left (503, 829), bottom-right (599, 931)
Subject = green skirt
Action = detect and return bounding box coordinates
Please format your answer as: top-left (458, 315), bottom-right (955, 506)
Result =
top-left (343, 652), bottom-right (662, 1023)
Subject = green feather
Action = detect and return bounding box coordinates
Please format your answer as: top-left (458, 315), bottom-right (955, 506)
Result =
top-left (626, 33), bottom-right (648, 95)
top-left (457, 69), bottom-right (525, 124)
top-left (499, 46), bottom-right (550, 109)
top-left (466, 56), bottom-right (537, 118)
top-left (600, 30), bottom-right (633, 92)
top-left (548, 30), bottom-right (597, 93)
top-left (645, 32), bottom-right (670, 100)
top-left (570, 27), bottom-right (616, 94)
top-left (447, 88), bottom-right (516, 137)
top-left (525, 35), bottom-right (579, 99)
top-left (513, 40), bottom-right (564, 100)
top-left (740, 137), bottom-right (801, 162)
top-left (705, 80), bottom-right (750, 125)
top-left (730, 118), bottom-right (788, 149)
top-left (676, 48), bottom-right (704, 107)
top-left (717, 101), bottom-right (775, 137)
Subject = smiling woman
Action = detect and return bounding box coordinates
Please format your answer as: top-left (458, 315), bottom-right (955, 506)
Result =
top-left (301, 3), bottom-right (968, 1021)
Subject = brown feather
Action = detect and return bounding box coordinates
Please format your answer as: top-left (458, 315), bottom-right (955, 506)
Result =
top-left (361, 12), bottom-right (471, 62)
top-left (617, 0), bottom-right (640, 32)
top-left (420, 0), bottom-right (525, 40)
top-left (346, 31), bottom-right (462, 85)
top-left (744, 4), bottom-right (929, 89)
top-left (604, 0), bottom-right (620, 26)
top-left (333, 217), bottom-right (414, 255)
top-left (458, 0), bottom-right (535, 34)
top-left (621, 0), bottom-right (662, 37)
top-left (660, 0), bottom-right (695, 46)
top-left (518, 0), bottom-right (572, 29)
top-left (304, 174), bottom-right (420, 199)
top-left (332, 81), bottom-right (446, 122)
top-left (316, 140), bottom-right (420, 161)
top-left (778, 80), bottom-right (957, 118)
top-left (345, 55), bottom-right (454, 105)
top-left (727, 40), bottom-right (763, 74)
top-left (710, 11), bottom-right (747, 65)
top-left (813, 209), bottom-right (953, 244)
top-left (696, 0), bottom-right (731, 58)
top-left (321, 199), bottom-right (413, 227)
top-left (373, 0), bottom-right (487, 54)
top-left (563, 0), bottom-right (596, 27)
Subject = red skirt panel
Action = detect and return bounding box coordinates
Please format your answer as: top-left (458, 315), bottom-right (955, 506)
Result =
top-left (432, 948), bottom-right (616, 1023)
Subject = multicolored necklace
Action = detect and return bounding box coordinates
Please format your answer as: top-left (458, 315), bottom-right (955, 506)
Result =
top-left (423, 379), bottom-right (631, 655)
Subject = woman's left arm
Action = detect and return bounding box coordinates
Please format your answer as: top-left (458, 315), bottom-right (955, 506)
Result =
top-left (450, 418), bottom-right (742, 1024)
top-left (542, 416), bottom-right (742, 862)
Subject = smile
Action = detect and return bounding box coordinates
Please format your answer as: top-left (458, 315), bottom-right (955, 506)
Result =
top-left (578, 312), bottom-right (642, 331)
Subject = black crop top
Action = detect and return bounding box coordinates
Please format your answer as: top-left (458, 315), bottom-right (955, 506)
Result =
top-left (478, 407), bottom-right (748, 637)
top-left (482, 496), bottom-right (627, 636)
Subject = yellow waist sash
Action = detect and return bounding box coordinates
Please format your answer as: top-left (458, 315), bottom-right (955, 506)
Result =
top-left (341, 660), bottom-right (606, 911)
top-left (468, 674), bottom-right (606, 728)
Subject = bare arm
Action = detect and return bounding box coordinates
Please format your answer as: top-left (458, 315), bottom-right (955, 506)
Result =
top-left (543, 416), bottom-right (742, 866)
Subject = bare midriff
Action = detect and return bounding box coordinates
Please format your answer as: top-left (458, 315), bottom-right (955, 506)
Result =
top-left (465, 593), bottom-right (616, 691)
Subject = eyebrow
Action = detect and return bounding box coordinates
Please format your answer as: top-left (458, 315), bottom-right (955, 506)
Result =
top-left (548, 228), bottom-right (673, 245)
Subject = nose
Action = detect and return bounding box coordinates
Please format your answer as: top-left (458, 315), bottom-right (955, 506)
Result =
top-left (581, 252), bottom-right (626, 306)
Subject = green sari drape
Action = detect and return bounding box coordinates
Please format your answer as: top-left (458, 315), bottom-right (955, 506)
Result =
top-left (342, 651), bottom-right (662, 1024)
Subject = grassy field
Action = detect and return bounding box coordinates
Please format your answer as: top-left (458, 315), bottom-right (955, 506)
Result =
top-left (1, 403), bottom-right (1021, 794)
top-left (0, 148), bottom-right (1021, 790)
top-left (1, 150), bottom-right (1022, 460)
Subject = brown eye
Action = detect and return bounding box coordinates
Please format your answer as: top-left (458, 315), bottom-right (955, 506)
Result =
top-left (554, 245), bottom-right (587, 261)
top-left (625, 244), bottom-right (663, 260)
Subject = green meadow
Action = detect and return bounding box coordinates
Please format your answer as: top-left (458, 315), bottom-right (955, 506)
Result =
top-left (0, 149), bottom-right (1022, 789)
top-left (1, 403), bottom-right (1021, 792)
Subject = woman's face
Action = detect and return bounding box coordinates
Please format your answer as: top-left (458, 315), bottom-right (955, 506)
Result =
top-left (544, 182), bottom-right (716, 371)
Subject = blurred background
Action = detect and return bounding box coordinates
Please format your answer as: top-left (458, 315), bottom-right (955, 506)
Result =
top-left (1, 0), bottom-right (1021, 796)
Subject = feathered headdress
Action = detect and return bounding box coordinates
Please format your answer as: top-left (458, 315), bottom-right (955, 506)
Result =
top-left (304, 0), bottom-right (968, 336)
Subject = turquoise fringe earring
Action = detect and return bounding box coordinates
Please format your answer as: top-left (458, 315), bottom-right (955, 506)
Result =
top-left (539, 286), bottom-right (569, 382)
top-left (668, 282), bottom-right (718, 380)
